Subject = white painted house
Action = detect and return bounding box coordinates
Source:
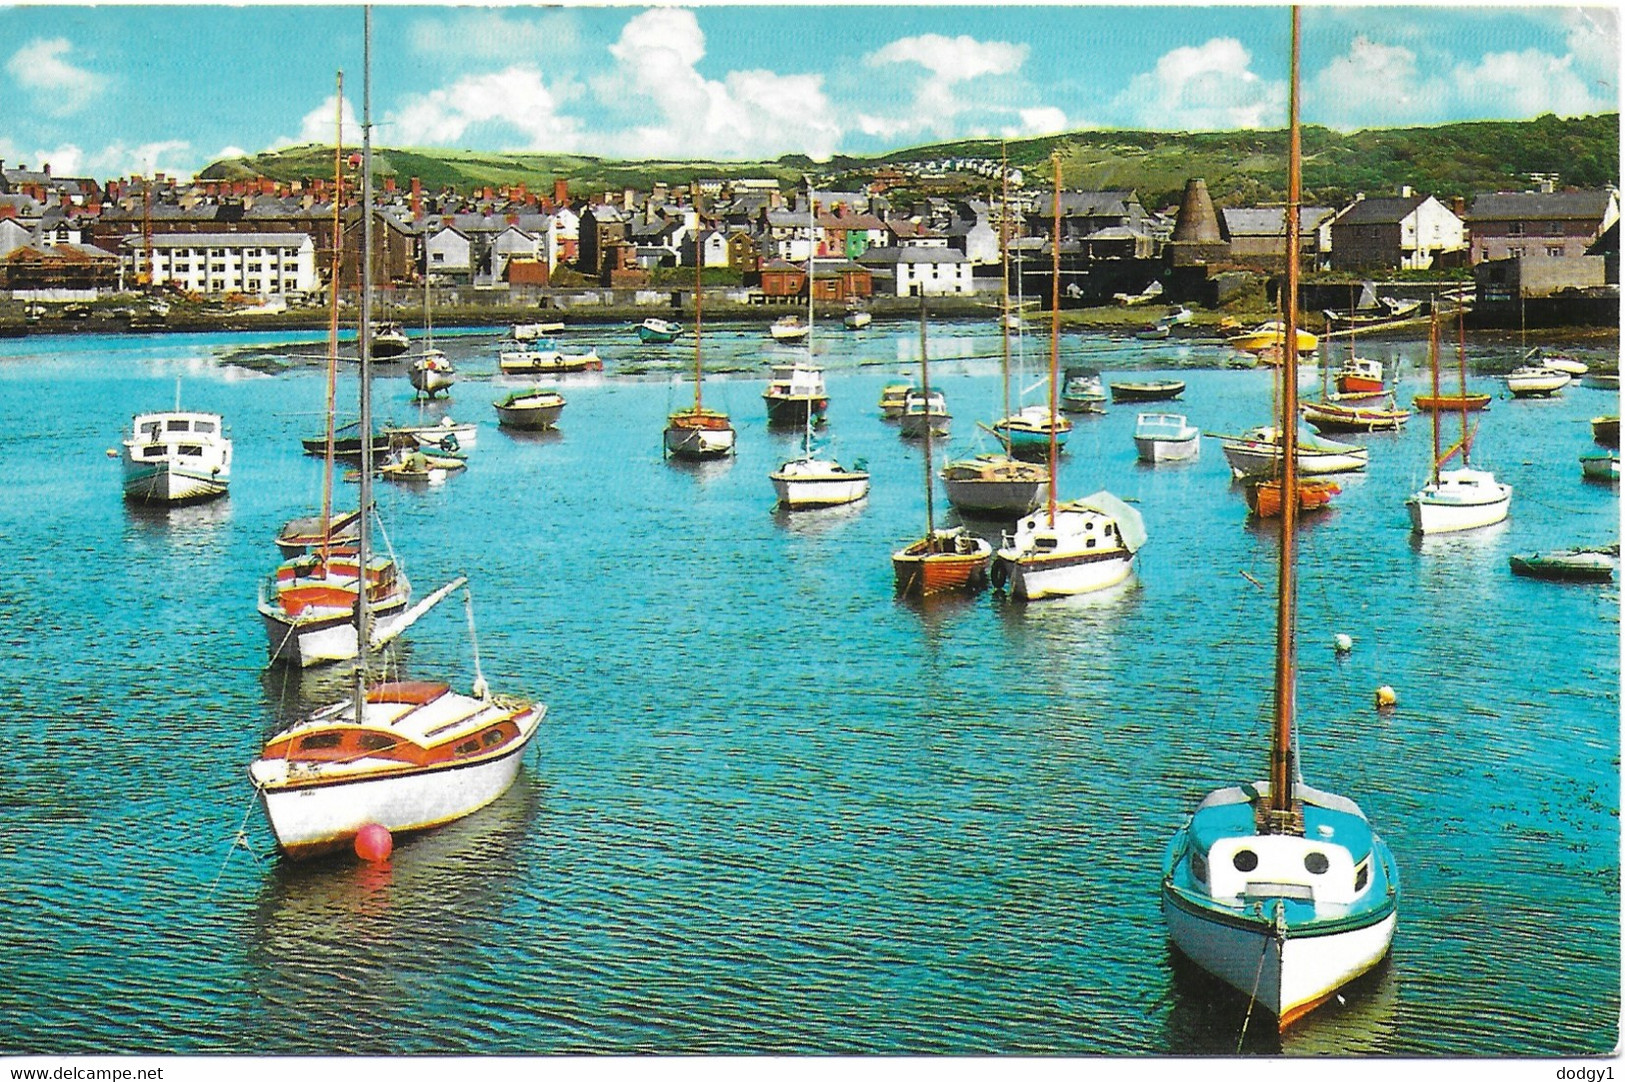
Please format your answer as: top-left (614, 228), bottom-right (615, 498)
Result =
top-left (546, 205), bottom-right (578, 270)
top-left (119, 232), bottom-right (318, 297)
top-left (857, 245), bottom-right (974, 297)
top-left (489, 225), bottom-right (542, 281)
top-left (425, 225), bottom-right (472, 282)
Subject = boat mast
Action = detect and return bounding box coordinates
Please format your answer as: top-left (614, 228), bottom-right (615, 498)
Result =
top-left (693, 182), bottom-right (704, 414)
top-left (1268, 5), bottom-right (1302, 828)
top-left (353, 4), bottom-right (375, 711)
top-left (1429, 311), bottom-right (1442, 484)
top-left (321, 71), bottom-right (343, 559)
top-left (1457, 307), bottom-right (1472, 464)
top-left (1000, 143), bottom-right (1013, 431)
top-left (918, 293), bottom-right (936, 539)
top-left (806, 175), bottom-right (816, 348)
top-left (1047, 151), bottom-right (1061, 525)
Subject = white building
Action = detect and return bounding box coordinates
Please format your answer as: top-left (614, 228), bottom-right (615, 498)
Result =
top-left (119, 232), bottom-right (318, 297)
top-left (425, 225), bottom-right (472, 282)
top-left (857, 246), bottom-right (974, 297)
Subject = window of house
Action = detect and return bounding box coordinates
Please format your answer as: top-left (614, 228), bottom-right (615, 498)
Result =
top-left (1508, 221), bottom-right (1525, 236)
top-left (1546, 245), bottom-right (1565, 258)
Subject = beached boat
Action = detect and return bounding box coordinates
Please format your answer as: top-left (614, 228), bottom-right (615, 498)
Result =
top-left (1109, 380), bottom-right (1185, 403)
top-left (1060, 367), bottom-right (1107, 414)
top-left (664, 235), bottom-right (735, 461)
top-left (1534, 351), bottom-right (1588, 377)
top-left (892, 296), bottom-right (990, 595)
top-left (993, 156), bottom-right (1146, 602)
top-left (1407, 312), bottom-right (1510, 535)
top-left (899, 388), bottom-right (950, 439)
top-left (498, 340), bottom-right (603, 375)
top-left (769, 314), bottom-right (810, 342)
top-left (1133, 412), bottom-right (1200, 462)
top-left (635, 318), bottom-right (682, 344)
top-left (494, 388), bottom-right (566, 431)
top-left (1220, 425), bottom-right (1368, 478)
top-left (1228, 320), bottom-right (1318, 354)
top-left (1505, 366), bottom-right (1571, 398)
top-left (1510, 548), bottom-right (1616, 582)
top-left (1163, 17), bottom-right (1398, 1028)
top-left (1580, 452), bottom-right (1619, 482)
top-left (511, 320), bottom-right (564, 341)
top-left (371, 320), bottom-right (409, 359)
top-left (843, 304), bottom-right (872, 330)
top-left (1591, 415), bottom-right (1619, 448)
top-left (121, 409), bottom-right (232, 505)
top-left (1137, 322), bottom-right (1171, 340)
top-left (1584, 371), bottom-right (1620, 390)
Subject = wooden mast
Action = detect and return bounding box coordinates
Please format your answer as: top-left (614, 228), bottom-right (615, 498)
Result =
top-left (1047, 152), bottom-right (1061, 524)
top-left (1000, 143), bottom-right (1013, 431)
top-left (1268, 5), bottom-right (1302, 827)
top-left (1457, 307), bottom-right (1472, 463)
top-left (1429, 311), bottom-right (1443, 484)
top-left (693, 182), bottom-right (704, 415)
top-left (918, 293), bottom-right (936, 540)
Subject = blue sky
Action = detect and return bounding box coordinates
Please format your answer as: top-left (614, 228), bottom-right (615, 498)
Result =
top-left (0, 4), bottom-right (1617, 180)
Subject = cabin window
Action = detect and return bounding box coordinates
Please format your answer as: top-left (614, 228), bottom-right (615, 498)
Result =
top-left (1191, 851), bottom-right (1208, 883)
top-left (298, 732), bottom-right (343, 751)
top-left (455, 739), bottom-right (481, 756)
top-left (1232, 849), bottom-right (1259, 873)
top-left (178, 444), bottom-right (204, 457)
top-left (482, 729), bottom-right (504, 747)
top-left (1086, 538), bottom-right (1096, 549)
top-left (166, 419), bottom-right (189, 432)
top-left (1303, 852), bottom-right (1329, 875)
top-left (358, 733), bottom-right (396, 752)
top-left (1354, 861), bottom-right (1369, 892)
top-left (194, 421), bottom-right (215, 434)
top-left (141, 445), bottom-right (165, 458)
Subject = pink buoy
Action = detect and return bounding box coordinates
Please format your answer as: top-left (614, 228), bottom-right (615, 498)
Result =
top-left (354, 822), bottom-right (393, 862)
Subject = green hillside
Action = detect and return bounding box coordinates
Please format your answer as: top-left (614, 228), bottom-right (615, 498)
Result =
top-left (201, 114), bottom-right (1618, 208)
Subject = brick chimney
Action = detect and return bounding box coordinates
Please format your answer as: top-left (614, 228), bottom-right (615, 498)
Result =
top-left (623, 187), bottom-right (636, 211)
top-left (410, 176), bottom-right (421, 220)
top-left (554, 177), bottom-right (569, 206)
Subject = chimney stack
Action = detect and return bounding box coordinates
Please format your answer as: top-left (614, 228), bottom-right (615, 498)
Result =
top-left (411, 176), bottom-right (421, 220)
top-left (554, 177), bottom-right (569, 206)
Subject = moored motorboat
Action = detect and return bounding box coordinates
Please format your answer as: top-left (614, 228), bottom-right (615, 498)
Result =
top-left (899, 388), bottom-right (950, 439)
top-left (762, 361), bottom-right (828, 428)
top-left (122, 410), bottom-right (232, 505)
top-left (1133, 412), bottom-right (1200, 462)
top-left (769, 314), bottom-right (810, 342)
top-left (494, 387), bottom-right (566, 431)
top-left (370, 320), bottom-right (409, 359)
top-left (1505, 366), bottom-right (1571, 397)
top-left (1332, 356), bottom-right (1384, 396)
top-left (1228, 320), bottom-right (1318, 354)
top-left (1580, 452), bottom-right (1620, 482)
top-left (1591, 415), bottom-right (1619, 448)
top-left (635, 318), bottom-right (683, 344)
top-left (1110, 380), bottom-right (1185, 403)
top-left (498, 340), bottom-right (603, 375)
top-left (843, 305), bottom-right (872, 330)
top-left (878, 381), bottom-right (913, 420)
top-left (511, 320), bottom-right (564, 341)
top-left (1060, 367), bottom-right (1107, 414)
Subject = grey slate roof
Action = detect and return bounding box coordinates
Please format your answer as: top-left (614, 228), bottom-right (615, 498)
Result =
top-left (1221, 207), bottom-right (1336, 236)
top-left (1335, 196), bottom-right (1427, 226)
top-left (1465, 190), bottom-right (1616, 222)
top-left (857, 245), bottom-right (968, 265)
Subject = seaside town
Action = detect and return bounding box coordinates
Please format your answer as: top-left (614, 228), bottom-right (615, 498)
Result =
top-left (3, 3), bottom-right (1620, 1069)
top-left (0, 152), bottom-right (1617, 332)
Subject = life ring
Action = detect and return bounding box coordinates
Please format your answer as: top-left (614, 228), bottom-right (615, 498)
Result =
top-left (991, 559), bottom-right (1008, 589)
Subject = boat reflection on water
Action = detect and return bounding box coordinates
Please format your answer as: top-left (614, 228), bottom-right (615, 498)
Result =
top-left (245, 775), bottom-right (540, 1054)
top-left (497, 426), bottom-right (565, 448)
top-left (258, 660), bottom-right (365, 729)
top-left (1162, 942), bottom-right (1400, 1055)
top-left (771, 495), bottom-right (865, 535)
top-left (1409, 516), bottom-right (1512, 562)
top-left (665, 453), bottom-right (734, 483)
top-left (123, 493), bottom-right (232, 540)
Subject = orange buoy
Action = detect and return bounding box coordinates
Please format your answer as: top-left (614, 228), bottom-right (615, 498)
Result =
top-left (354, 822), bottom-right (393, 862)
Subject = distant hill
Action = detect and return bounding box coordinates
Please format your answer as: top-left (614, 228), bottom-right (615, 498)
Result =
top-left (201, 113), bottom-right (1618, 209)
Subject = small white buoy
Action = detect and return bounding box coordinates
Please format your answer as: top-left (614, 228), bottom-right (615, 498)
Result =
top-left (1374, 685), bottom-right (1397, 709)
top-left (1334, 633), bottom-right (1353, 654)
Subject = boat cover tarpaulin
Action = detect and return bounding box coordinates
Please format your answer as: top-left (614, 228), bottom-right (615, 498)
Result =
top-left (1078, 490), bottom-right (1147, 554)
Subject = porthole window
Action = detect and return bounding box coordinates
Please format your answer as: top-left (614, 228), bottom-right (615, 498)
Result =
top-left (1232, 849), bottom-right (1258, 872)
top-left (1355, 863), bottom-right (1369, 891)
top-left (1191, 851), bottom-right (1208, 883)
top-left (1304, 851), bottom-right (1329, 875)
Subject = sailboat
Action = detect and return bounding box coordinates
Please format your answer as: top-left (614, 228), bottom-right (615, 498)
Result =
top-left (1405, 309), bottom-right (1511, 534)
top-left (993, 155), bottom-right (1145, 601)
top-left (892, 295), bottom-right (992, 596)
top-left (408, 263), bottom-right (455, 398)
top-left (251, 13), bottom-right (543, 860)
top-left (1161, 10), bottom-right (1399, 1028)
top-left (771, 179), bottom-right (868, 510)
top-left (991, 231), bottom-right (1072, 459)
top-left (762, 184), bottom-right (829, 429)
top-left (664, 196), bottom-right (736, 460)
top-left (941, 147), bottom-right (1048, 519)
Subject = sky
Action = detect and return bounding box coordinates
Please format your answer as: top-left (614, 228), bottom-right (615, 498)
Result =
top-left (0, 3), bottom-right (1617, 181)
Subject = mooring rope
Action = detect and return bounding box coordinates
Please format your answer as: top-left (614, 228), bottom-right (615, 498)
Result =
top-left (206, 784), bottom-right (265, 898)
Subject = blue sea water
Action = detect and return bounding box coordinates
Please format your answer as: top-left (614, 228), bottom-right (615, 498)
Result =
top-left (0, 321), bottom-right (1616, 1056)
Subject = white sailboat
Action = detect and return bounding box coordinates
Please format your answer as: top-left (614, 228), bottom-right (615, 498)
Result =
top-left (771, 178), bottom-right (867, 510)
top-left (251, 14), bottom-right (542, 860)
top-left (993, 155), bottom-right (1144, 601)
top-left (1161, 11), bottom-right (1398, 1029)
top-left (409, 266), bottom-right (455, 399)
top-left (1406, 310), bottom-right (1511, 534)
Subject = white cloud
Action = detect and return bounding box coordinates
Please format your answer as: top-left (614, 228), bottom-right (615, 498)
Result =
top-left (1309, 36), bottom-right (1447, 128)
top-left (595, 9), bottom-right (841, 159)
top-left (1113, 38), bottom-right (1285, 130)
top-left (386, 67), bottom-right (582, 148)
top-left (0, 138), bottom-right (197, 180)
top-left (6, 38), bottom-right (108, 115)
top-left (1451, 48), bottom-right (1608, 119)
top-left (1008, 107), bottom-right (1069, 138)
top-left (1559, 8), bottom-right (1619, 90)
top-left (859, 33), bottom-right (1034, 143)
top-left (292, 94), bottom-right (361, 148)
top-left (408, 10), bottom-right (580, 61)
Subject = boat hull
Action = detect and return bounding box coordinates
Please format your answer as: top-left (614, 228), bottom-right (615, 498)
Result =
top-left (1413, 393), bottom-right (1491, 413)
top-left (1134, 434), bottom-right (1200, 463)
top-left (1110, 381), bottom-right (1185, 403)
top-left (1507, 371), bottom-right (1571, 397)
top-left (942, 478), bottom-right (1044, 517)
top-left (665, 416), bottom-right (736, 459)
top-left (891, 545), bottom-right (992, 597)
top-left (1222, 443), bottom-right (1367, 479)
top-left (995, 548), bottom-right (1134, 600)
top-left (260, 594), bottom-right (412, 668)
top-left (1406, 470), bottom-right (1512, 534)
top-left (764, 395), bottom-right (829, 428)
top-left (254, 721), bottom-right (537, 860)
top-left (1581, 453), bottom-right (1620, 482)
top-left (495, 397), bottom-right (565, 430)
top-left (122, 461), bottom-right (229, 505)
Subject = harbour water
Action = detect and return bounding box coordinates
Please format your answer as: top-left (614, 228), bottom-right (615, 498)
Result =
top-left (0, 321), bottom-right (1617, 1056)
